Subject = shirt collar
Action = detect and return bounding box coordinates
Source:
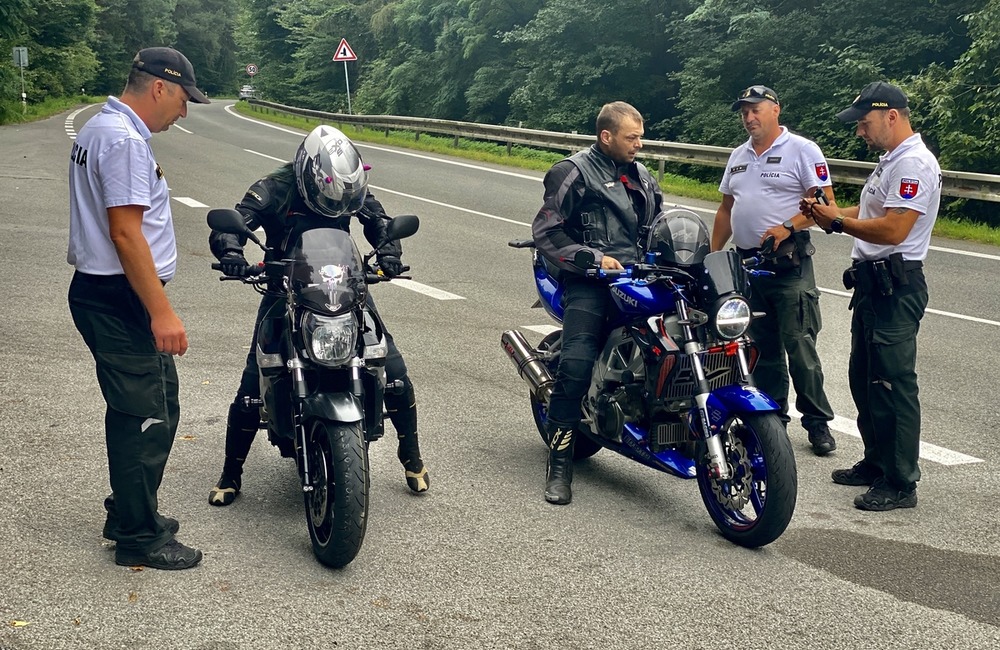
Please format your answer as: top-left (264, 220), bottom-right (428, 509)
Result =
top-left (743, 126), bottom-right (788, 156)
top-left (881, 133), bottom-right (923, 163)
top-left (104, 95), bottom-right (152, 141)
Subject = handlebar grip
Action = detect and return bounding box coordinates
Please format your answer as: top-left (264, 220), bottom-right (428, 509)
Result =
top-left (211, 263), bottom-right (222, 271)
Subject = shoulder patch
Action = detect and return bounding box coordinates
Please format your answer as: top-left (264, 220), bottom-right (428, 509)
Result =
top-left (899, 178), bottom-right (919, 199)
top-left (814, 163), bottom-right (828, 181)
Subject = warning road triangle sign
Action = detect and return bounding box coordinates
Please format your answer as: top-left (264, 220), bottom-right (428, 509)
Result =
top-left (333, 38), bottom-right (358, 62)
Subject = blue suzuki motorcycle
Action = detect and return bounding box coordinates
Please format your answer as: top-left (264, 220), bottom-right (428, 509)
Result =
top-left (501, 208), bottom-right (796, 548)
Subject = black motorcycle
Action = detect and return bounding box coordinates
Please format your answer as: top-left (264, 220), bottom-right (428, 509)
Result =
top-left (207, 208), bottom-right (419, 567)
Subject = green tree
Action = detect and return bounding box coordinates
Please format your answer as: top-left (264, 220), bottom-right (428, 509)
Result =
top-left (174, 0), bottom-right (240, 97)
top-left (501, 0), bottom-right (686, 134)
top-left (669, 0), bottom-right (979, 160)
top-left (88, 0), bottom-right (178, 95)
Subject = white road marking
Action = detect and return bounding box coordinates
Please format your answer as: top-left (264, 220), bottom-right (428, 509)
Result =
top-left (523, 324), bottom-right (560, 336)
top-left (385, 279), bottom-right (464, 300)
top-left (171, 124), bottom-right (192, 134)
top-left (369, 185), bottom-right (528, 226)
top-left (245, 148), bottom-right (285, 162)
top-left (819, 287), bottom-right (1000, 326)
top-left (174, 197), bottom-right (208, 208)
top-left (790, 408), bottom-right (982, 465)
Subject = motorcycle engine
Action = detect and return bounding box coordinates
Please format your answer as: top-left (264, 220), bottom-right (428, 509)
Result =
top-left (593, 384), bottom-right (644, 442)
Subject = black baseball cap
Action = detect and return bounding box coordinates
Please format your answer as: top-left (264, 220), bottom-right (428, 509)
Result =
top-left (731, 85), bottom-right (780, 111)
top-left (132, 47), bottom-right (210, 104)
top-left (836, 81), bottom-right (907, 122)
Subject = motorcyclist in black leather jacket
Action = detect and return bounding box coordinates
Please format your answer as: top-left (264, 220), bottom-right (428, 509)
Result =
top-left (208, 125), bottom-right (429, 505)
top-left (531, 101), bottom-right (662, 505)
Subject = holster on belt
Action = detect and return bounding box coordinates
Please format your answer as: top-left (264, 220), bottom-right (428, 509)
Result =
top-left (764, 231), bottom-right (815, 271)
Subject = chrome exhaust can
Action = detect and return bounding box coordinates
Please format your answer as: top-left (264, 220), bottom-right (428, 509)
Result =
top-left (500, 330), bottom-right (554, 404)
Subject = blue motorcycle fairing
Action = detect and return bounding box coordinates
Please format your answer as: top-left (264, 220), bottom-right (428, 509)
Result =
top-left (534, 258), bottom-right (564, 323)
top-left (702, 385), bottom-right (780, 430)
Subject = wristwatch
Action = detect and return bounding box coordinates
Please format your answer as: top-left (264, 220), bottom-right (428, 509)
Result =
top-left (782, 219), bottom-right (795, 234)
top-left (830, 215), bottom-right (845, 234)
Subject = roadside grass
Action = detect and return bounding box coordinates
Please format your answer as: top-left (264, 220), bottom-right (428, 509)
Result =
top-left (0, 95), bottom-right (102, 123)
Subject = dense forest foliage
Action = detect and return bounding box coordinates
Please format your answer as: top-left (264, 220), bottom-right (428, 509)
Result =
top-left (2, 0), bottom-right (998, 217)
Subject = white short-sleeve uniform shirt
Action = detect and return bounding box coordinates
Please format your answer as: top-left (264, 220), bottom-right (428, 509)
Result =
top-left (854, 133), bottom-right (941, 262)
top-left (67, 96), bottom-right (177, 281)
top-left (719, 127), bottom-right (833, 249)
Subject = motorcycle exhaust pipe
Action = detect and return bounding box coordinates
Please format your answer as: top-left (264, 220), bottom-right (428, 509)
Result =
top-left (501, 330), bottom-right (554, 404)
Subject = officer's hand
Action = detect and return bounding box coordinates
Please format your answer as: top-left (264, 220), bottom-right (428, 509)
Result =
top-left (219, 252), bottom-right (252, 277)
top-left (377, 254), bottom-right (405, 278)
top-left (761, 226), bottom-right (789, 249)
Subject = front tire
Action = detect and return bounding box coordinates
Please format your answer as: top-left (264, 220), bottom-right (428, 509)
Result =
top-left (529, 330), bottom-right (602, 460)
top-left (303, 419), bottom-right (369, 568)
top-left (696, 413), bottom-right (796, 548)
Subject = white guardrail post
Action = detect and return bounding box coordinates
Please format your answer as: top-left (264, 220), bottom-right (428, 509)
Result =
top-left (248, 99), bottom-right (1000, 202)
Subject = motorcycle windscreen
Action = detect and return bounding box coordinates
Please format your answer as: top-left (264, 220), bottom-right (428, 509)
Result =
top-left (286, 227), bottom-right (368, 316)
top-left (699, 250), bottom-right (749, 301)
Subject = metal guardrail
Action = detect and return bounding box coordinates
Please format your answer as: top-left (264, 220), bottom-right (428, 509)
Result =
top-left (248, 99), bottom-right (1000, 202)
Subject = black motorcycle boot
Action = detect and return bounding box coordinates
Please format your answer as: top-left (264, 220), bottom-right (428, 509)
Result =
top-left (544, 427), bottom-right (575, 505)
top-left (209, 403), bottom-right (259, 506)
top-left (389, 403), bottom-right (429, 493)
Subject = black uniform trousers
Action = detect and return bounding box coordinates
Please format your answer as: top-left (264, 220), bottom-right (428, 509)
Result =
top-left (745, 255), bottom-right (834, 431)
top-left (848, 265), bottom-right (928, 491)
top-left (68, 272), bottom-right (178, 554)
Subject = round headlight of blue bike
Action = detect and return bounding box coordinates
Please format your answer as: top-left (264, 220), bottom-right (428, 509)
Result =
top-left (714, 297), bottom-right (751, 340)
top-left (302, 311), bottom-right (358, 366)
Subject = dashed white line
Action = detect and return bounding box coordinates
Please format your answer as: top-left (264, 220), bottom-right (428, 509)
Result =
top-left (174, 197), bottom-right (208, 208)
top-left (385, 279), bottom-right (463, 300)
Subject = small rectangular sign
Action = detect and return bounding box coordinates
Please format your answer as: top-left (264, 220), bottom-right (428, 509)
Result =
top-left (12, 47), bottom-right (28, 68)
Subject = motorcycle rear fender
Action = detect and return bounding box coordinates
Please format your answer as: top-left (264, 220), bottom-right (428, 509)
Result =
top-left (703, 385), bottom-right (779, 429)
top-left (302, 392), bottom-right (364, 424)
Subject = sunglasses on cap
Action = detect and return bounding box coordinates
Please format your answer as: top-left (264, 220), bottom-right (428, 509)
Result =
top-left (739, 86), bottom-right (779, 103)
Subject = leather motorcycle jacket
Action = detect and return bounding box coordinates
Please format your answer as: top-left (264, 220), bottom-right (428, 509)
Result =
top-left (532, 144), bottom-right (662, 275)
top-left (209, 162), bottom-right (402, 263)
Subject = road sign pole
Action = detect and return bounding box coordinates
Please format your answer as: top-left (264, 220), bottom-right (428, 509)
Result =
top-left (344, 61), bottom-right (352, 115)
top-left (20, 65), bottom-right (26, 113)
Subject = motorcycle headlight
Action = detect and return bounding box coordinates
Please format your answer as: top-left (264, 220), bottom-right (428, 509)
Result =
top-left (714, 297), bottom-right (751, 340)
top-left (302, 312), bottom-right (358, 366)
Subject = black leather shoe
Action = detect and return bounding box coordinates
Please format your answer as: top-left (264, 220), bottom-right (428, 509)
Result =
top-left (103, 517), bottom-right (179, 542)
top-left (832, 460), bottom-right (882, 486)
top-left (854, 480), bottom-right (917, 511)
top-left (115, 539), bottom-right (203, 570)
top-left (807, 426), bottom-right (837, 456)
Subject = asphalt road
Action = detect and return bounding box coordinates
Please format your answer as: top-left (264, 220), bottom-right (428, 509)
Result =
top-left (0, 101), bottom-right (997, 649)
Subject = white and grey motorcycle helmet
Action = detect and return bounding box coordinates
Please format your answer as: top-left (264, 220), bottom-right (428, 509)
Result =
top-left (294, 125), bottom-right (369, 217)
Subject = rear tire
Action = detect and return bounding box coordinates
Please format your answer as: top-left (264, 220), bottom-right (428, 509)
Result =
top-left (529, 330), bottom-right (602, 460)
top-left (696, 413), bottom-right (796, 548)
top-left (303, 419), bottom-right (369, 568)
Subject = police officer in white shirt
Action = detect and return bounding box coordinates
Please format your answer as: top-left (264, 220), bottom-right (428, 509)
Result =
top-left (67, 47), bottom-right (209, 569)
top-left (806, 81), bottom-right (941, 512)
top-left (713, 85), bottom-right (837, 457)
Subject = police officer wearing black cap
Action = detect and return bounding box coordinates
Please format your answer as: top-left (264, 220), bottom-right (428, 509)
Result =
top-left (804, 81), bottom-right (941, 511)
top-left (68, 47), bottom-right (209, 569)
top-left (713, 84), bottom-right (837, 457)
